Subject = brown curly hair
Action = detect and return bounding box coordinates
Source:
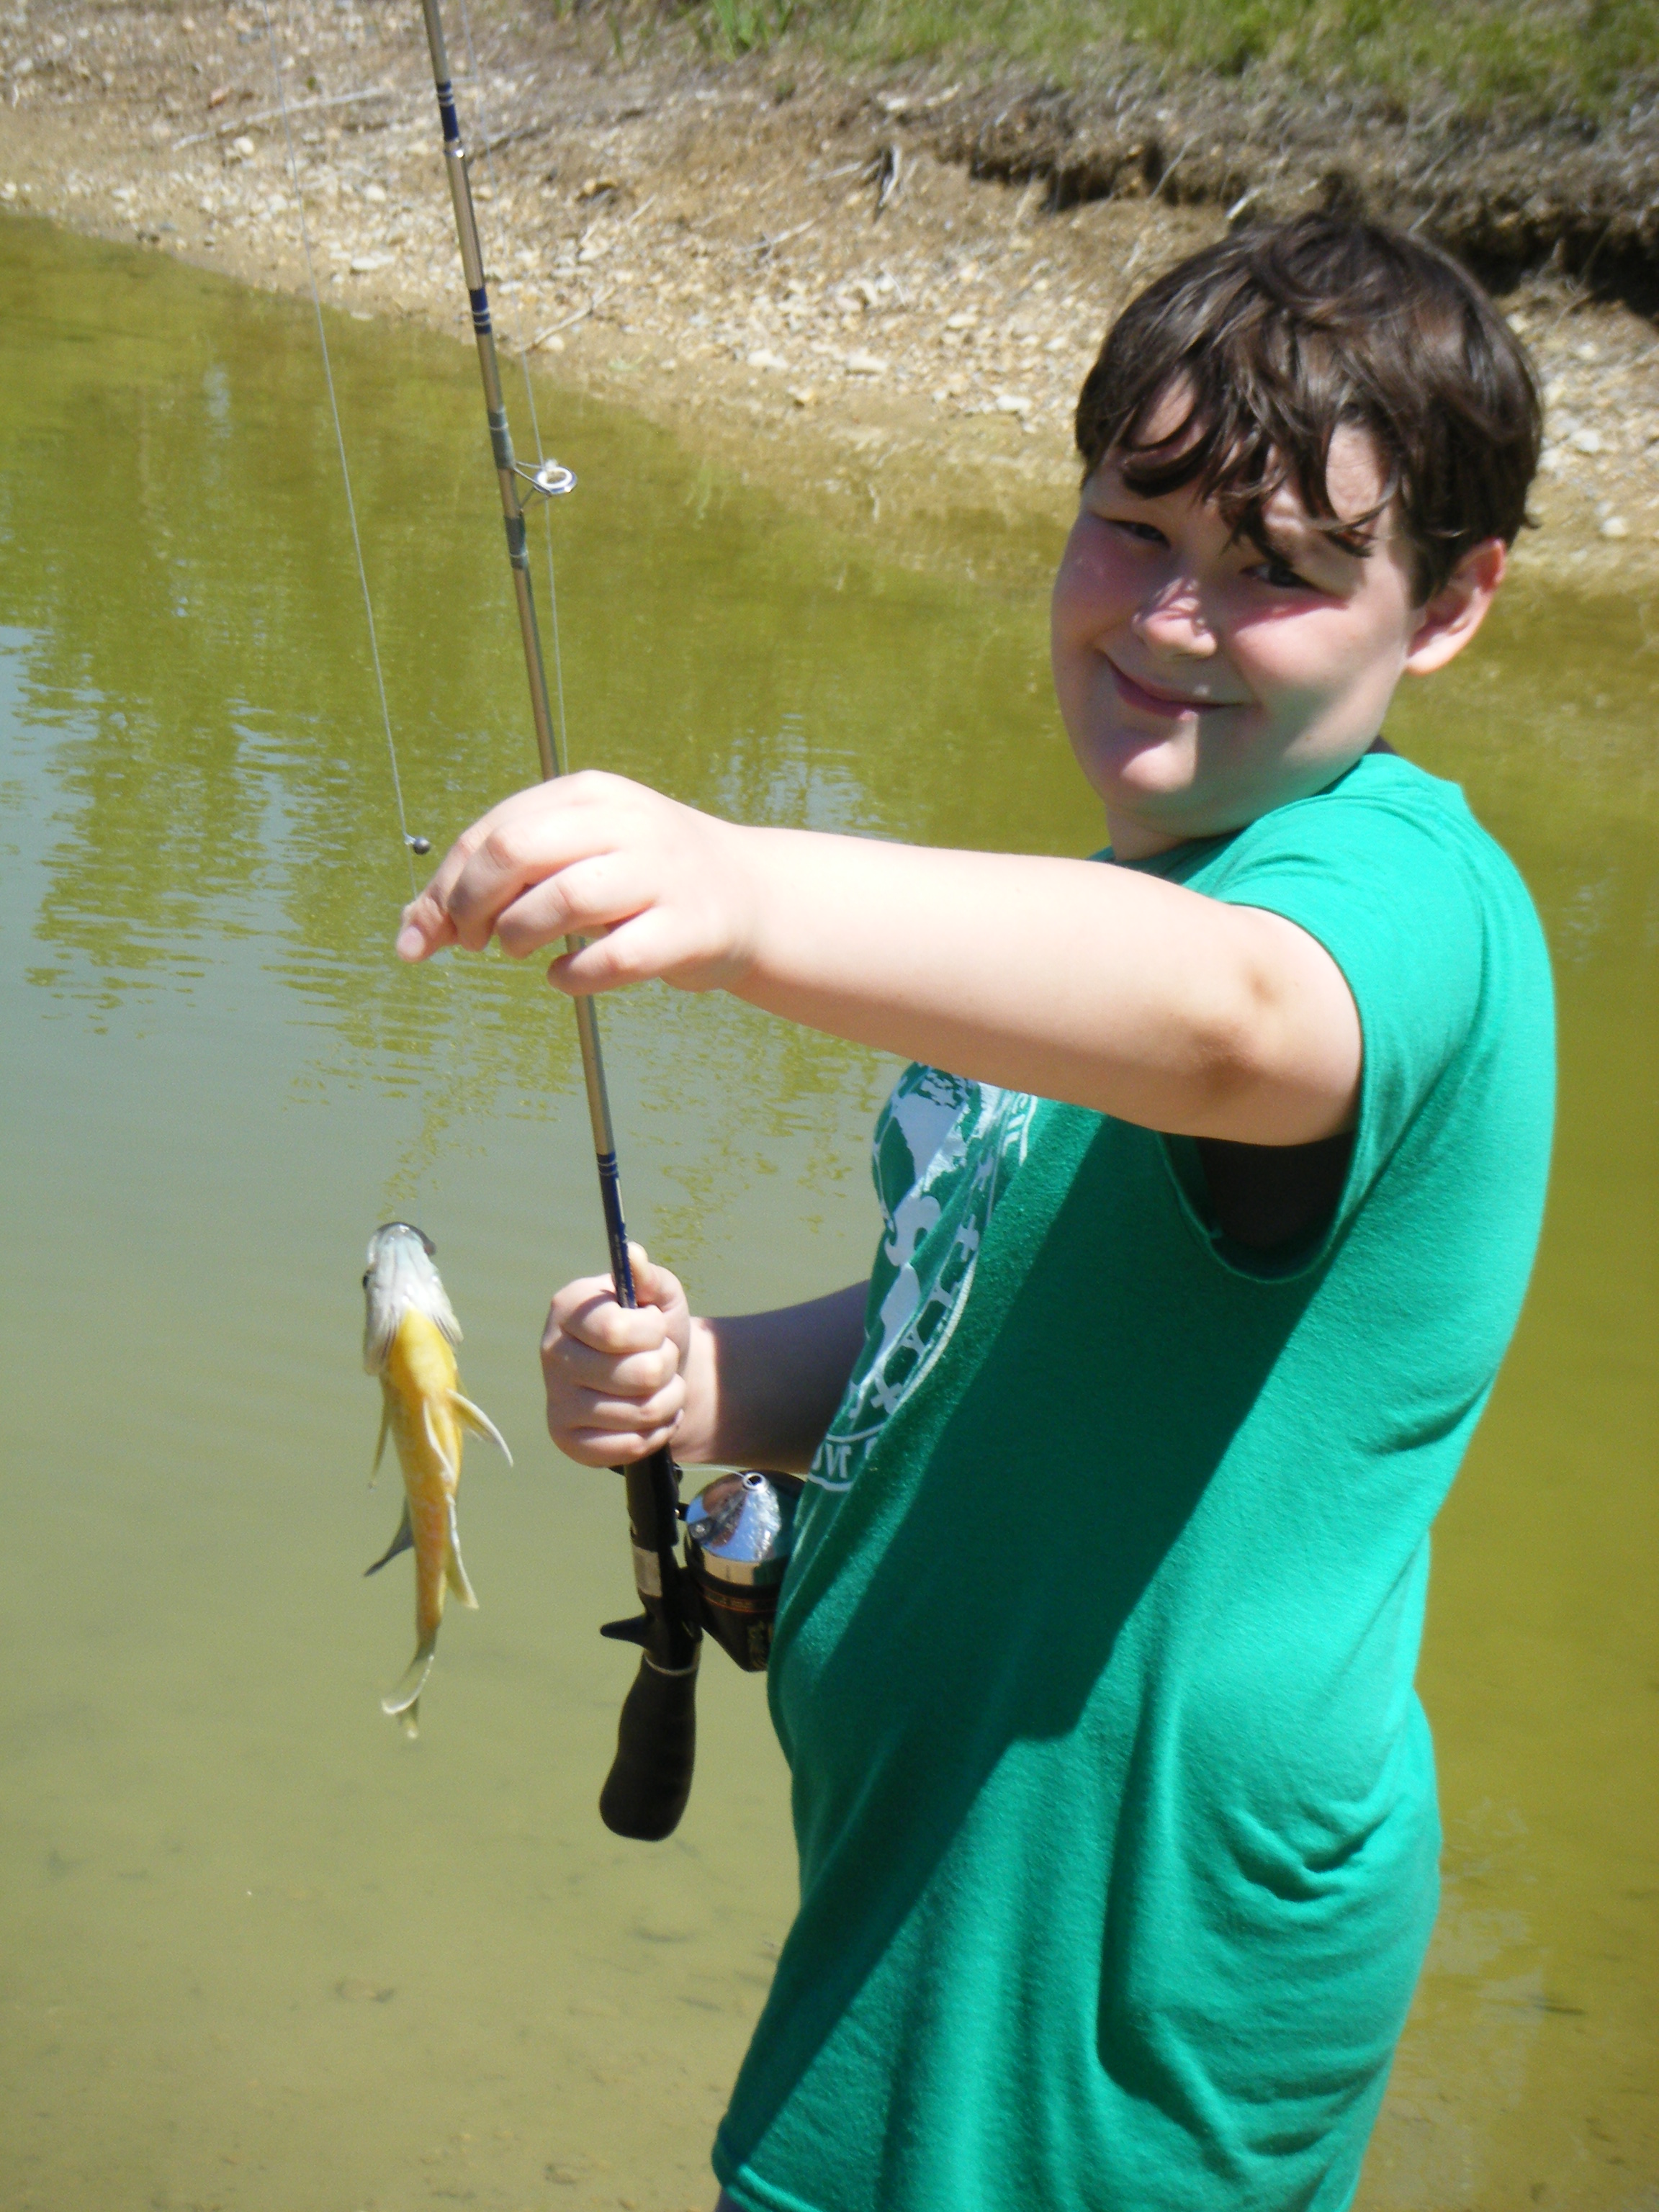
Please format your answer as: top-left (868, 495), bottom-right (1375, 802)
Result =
top-left (1074, 215), bottom-right (1542, 601)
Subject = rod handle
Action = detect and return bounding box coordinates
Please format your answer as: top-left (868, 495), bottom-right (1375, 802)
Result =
top-left (599, 1648), bottom-right (701, 1840)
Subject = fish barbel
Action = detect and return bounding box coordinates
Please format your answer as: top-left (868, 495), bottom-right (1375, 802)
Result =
top-left (361, 1222), bottom-right (511, 1736)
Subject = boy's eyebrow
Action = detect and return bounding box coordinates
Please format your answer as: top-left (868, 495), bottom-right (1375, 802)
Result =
top-left (1095, 457), bottom-right (1382, 567)
top-left (1248, 513), bottom-right (1377, 567)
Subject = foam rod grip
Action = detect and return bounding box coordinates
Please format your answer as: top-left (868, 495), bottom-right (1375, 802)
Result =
top-left (598, 1653), bottom-right (699, 1840)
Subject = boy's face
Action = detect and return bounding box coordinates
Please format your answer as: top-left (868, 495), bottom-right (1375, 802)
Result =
top-left (1051, 400), bottom-right (1497, 856)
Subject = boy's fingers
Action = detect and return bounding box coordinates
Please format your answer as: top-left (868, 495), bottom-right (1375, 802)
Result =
top-left (395, 884), bottom-right (458, 962)
top-left (543, 1269), bottom-right (615, 1326)
top-left (571, 1381), bottom-right (684, 1433)
top-left (395, 814), bottom-right (490, 959)
top-left (391, 783), bottom-right (590, 961)
top-left (558, 1419), bottom-right (680, 1467)
top-left (493, 853), bottom-right (651, 963)
top-left (549, 1285), bottom-right (667, 1358)
top-left (442, 778), bottom-right (642, 952)
top-left (553, 1336), bottom-right (681, 1398)
top-left (394, 809), bottom-right (508, 961)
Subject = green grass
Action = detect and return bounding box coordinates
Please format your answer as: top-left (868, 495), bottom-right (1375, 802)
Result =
top-left (704, 0), bottom-right (799, 50)
top-left (685, 0), bottom-right (1659, 120)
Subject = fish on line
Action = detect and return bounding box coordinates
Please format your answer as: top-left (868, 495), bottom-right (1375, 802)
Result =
top-left (361, 1221), bottom-right (511, 1737)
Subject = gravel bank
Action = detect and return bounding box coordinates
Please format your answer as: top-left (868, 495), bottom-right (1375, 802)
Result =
top-left (2, 0), bottom-right (1658, 585)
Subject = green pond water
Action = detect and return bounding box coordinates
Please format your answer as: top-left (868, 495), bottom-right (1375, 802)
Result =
top-left (0, 215), bottom-right (1653, 2212)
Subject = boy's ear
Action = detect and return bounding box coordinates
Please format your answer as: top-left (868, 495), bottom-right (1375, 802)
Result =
top-left (1403, 537), bottom-right (1507, 678)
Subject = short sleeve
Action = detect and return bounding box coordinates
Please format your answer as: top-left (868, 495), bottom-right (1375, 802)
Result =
top-left (1201, 790), bottom-right (1491, 1241)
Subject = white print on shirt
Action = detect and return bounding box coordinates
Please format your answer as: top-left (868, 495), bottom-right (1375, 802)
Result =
top-left (809, 1067), bottom-right (1038, 1493)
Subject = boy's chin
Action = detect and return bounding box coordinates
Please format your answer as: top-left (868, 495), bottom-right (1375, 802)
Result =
top-left (1075, 727), bottom-right (1200, 806)
top-left (1085, 750), bottom-right (1218, 825)
top-left (1096, 765), bottom-right (1269, 855)
top-left (1083, 722), bottom-right (1377, 846)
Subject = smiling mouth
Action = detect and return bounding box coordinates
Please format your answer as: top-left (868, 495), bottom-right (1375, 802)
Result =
top-left (1105, 656), bottom-right (1236, 716)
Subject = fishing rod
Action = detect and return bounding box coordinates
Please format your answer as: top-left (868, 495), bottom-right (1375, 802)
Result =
top-left (410, 0), bottom-right (799, 1839)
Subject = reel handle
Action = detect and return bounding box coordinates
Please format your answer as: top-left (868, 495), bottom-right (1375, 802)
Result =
top-left (598, 1442), bottom-right (701, 1840)
top-left (598, 1645), bottom-right (701, 1840)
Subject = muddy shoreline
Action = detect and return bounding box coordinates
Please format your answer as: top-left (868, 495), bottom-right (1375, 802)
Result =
top-left (2, 0), bottom-right (1658, 585)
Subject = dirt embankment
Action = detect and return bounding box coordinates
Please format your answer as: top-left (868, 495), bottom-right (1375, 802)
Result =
top-left (1, 0), bottom-right (1658, 583)
top-left (927, 71), bottom-right (1659, 310)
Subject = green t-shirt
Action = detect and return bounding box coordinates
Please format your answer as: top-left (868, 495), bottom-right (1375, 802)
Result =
top-left (713, 752), bottom-right (1555, 2212)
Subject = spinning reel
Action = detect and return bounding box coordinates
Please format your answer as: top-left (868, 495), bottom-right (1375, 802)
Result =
top-left (598, 1469), bottom-right (805, 1840)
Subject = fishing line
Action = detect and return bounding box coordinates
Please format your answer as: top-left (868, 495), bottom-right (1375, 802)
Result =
top-left (257, 0), bottom-right (425, 893)
top-left (451, 0), bottom-right (572, 773)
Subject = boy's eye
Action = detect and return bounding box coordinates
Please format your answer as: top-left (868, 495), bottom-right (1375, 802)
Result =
top-left (1249, 552), bottom-right (1313, 591)
top-left (1108, 518), bottom-right (1168, 547)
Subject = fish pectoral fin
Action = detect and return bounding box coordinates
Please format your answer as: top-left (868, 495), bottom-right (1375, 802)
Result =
top-left (420, 1398), bottom-right (459, 1485)
top-left (451, 1392), bottom-right (513, 1466)
top-left (444, 1498), bottom-right (479, 1610)
top-left (364, 1501), bottom-right (414, 1578)
top-left (382, 1634), bottom-right (436, 1722)
top-left (369, 1401), bottom-right (390, 1486)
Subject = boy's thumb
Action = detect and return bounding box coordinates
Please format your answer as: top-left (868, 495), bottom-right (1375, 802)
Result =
top-left (625, 1238), bottom-right (673, 1310)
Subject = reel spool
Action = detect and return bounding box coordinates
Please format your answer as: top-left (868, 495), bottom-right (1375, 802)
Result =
top-left (683, 1470), bottom-right (805, 1672)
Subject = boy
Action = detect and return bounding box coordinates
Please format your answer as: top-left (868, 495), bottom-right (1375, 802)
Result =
top-left (397, 217), bottom-right (1553, 2212)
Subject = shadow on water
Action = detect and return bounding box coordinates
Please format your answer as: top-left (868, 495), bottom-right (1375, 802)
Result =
top-left (0, 212), bottom-right (1653, 2211)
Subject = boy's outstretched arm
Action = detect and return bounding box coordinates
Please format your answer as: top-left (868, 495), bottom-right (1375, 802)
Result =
top-left (542, 1249), bottom-right (868, 1472)
top-left (398, 773), bottom-right (1362, 1146)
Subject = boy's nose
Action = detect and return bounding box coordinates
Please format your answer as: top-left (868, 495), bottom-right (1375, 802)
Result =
top-left (1132, 579), bottom-right (1218, 656)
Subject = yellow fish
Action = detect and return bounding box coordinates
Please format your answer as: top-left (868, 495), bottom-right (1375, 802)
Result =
top-left (361, 1222), bottom-right (511, 1736)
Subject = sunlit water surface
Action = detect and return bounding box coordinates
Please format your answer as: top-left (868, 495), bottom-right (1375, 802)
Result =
top-left (0, 217), bottom-right (1653, 2212)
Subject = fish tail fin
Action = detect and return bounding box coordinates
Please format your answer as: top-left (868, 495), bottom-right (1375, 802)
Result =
top-left (445, 1498), bottom-right (479, 1610)
top-left (451, 1391), bottom-right (513, 1465)
top-left (382, 1632), bottom-right (436, 1726)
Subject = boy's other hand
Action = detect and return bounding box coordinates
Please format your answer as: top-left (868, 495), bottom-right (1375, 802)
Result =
top-left (394, 771), bottom-right (757, 998)
top-left (541, 1243), bottom-right (695, 1466)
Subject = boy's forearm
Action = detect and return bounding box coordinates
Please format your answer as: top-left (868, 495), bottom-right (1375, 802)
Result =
top-left (397, 775), bottom-right (1360, 1145)
top-left (733, 827), bottom-right (1361, 1146)
top-left (678, 1281), bottom-right (869, 1473)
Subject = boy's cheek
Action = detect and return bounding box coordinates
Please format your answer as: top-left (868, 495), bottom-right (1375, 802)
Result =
top-left (1047, 606), bottom-right (1089, 688)
top-left (1055, 545), bottom-right (1134, 663)
top-left (1049, 651), bottom-right (1105, 758)
top-left (1051, 582), bottom-right (1112, 678)
top-left (1051, 517), bottom-right (1120, 625)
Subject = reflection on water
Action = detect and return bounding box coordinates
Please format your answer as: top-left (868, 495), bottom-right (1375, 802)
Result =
top-left (1, 214), bottom-right (1654, 2212)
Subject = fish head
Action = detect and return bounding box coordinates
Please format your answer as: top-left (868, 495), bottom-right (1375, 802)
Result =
top-left (362, 1221), bottom-right (462, 1373)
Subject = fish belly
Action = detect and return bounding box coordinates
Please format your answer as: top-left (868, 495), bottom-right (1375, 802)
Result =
top-left (385, 1311), bottom-right (465, 1642)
